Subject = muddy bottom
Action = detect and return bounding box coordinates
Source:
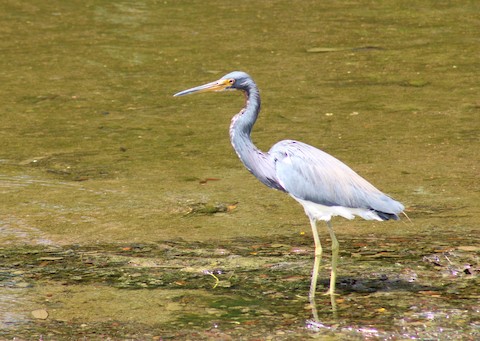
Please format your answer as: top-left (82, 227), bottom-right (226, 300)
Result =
top-left (1, 230), bottom-right (478, 340)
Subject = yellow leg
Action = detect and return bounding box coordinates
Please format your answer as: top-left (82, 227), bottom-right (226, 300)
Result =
top-left (308, 218), bottom-right (322, 301)
top-left (325, 221), bottom-right (339, 296)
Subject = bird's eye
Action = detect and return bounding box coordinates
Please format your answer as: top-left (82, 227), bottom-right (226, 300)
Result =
top-left (228, 79), bottom-right (235, 85)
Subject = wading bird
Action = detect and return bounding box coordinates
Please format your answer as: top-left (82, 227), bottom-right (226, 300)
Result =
top-left (174, 71), bottom-right (404, 300)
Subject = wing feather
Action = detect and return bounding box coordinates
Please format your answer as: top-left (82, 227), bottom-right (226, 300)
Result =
top-left (269, 140), bottom-right (404, 214)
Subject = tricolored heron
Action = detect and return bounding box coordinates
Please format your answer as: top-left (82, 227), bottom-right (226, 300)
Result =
top-left (174, 71), bottom-right (404, 300)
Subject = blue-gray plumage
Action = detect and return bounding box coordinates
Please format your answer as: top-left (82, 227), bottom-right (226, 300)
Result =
top-left (174, 71), bottom-right (404, 301)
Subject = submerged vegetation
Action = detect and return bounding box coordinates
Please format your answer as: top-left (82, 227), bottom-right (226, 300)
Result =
top-left (1, 232), bottom-right (479, 339)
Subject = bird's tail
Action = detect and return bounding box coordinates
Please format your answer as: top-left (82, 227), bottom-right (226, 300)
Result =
top-left (374, 210), bottom-right (400, 221)
top-left (375, 209), bottom-right (411, 222)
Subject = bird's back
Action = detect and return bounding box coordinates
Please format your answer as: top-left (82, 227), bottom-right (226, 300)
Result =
top-left (269, 140), bottom-right (404, 221)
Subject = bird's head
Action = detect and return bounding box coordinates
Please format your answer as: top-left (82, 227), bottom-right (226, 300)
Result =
top-left (174, 71), bottom-right (253, 97)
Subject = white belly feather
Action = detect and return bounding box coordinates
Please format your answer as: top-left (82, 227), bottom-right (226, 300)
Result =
top-left (293, 196), bottom-right (384, 222)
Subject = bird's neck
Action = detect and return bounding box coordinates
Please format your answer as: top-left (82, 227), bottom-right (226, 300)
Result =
top-left (229, 83), bottom-right (262, 160)
top-left (229, 83), bottom-right (282, 191)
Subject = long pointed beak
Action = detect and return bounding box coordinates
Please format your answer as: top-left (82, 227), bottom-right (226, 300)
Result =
top-left (173, 79), bottom-right (230, 97)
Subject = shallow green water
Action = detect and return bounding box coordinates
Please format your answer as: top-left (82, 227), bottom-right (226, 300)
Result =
top-left (1, 0), bottom-right (479, 339)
